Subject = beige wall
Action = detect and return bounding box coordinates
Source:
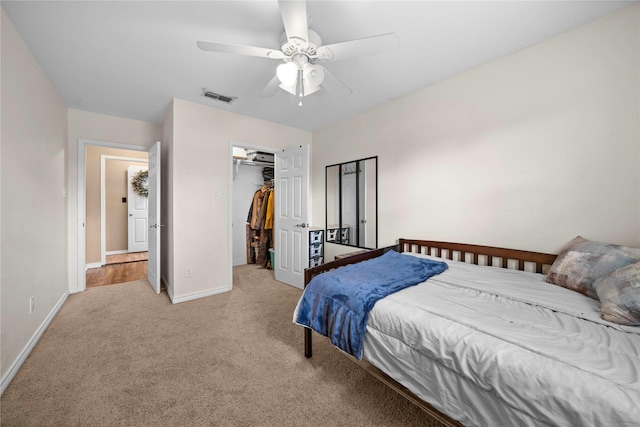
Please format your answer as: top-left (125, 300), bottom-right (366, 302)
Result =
top-left (84, 145), bottom-right (148, 264)
top-left (67, 110), bottom-right (163, 288)
top-left (312, 5), bottom-right (640, 261)
top-left (168, 99), bottom-right (311, 301)
top-left (1, 10), bottom-right (68, 382)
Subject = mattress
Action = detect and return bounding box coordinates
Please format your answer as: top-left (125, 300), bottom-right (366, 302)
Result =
top-left (364, 254), bottom-right (640, 427)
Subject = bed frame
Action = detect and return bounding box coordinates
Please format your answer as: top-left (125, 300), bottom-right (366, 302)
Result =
top-left (302, 238), bottom-right (557, 426)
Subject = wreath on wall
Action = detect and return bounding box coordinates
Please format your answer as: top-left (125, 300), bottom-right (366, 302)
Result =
top-left (131, 170), bottom-right (149, 197)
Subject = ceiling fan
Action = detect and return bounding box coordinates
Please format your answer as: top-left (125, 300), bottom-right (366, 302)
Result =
top-left (197, 0), bottom-right (399, 105)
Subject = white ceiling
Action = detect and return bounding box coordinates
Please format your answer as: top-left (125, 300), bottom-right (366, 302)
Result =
top-left (3, 1), bottom-right (636, 131)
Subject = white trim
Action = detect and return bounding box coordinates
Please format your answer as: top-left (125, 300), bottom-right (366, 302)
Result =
top-left (169, 286), bottom-right (231, 304)
top-left (161, 274), bottom-right (169, 289)
top-left (228, 140), bottom-right (277, 292)
top-left (77, 139), bottom-right (149, 292)
top-left (166, 280), bottom-right (174, 302)
top-left (100, 155), bottom-right (148, 265)
top-left (0, 291), bottom-right (69, 396)
top-left (86, 262), bottom-right (102, 270)
top-left (106, 250), bottom-right (128, 256)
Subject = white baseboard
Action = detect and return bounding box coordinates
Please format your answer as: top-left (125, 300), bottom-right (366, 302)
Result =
top-left (162, 275), bottom-right (172, 300)
top-left (0, 291), bottom-right (69, 396)
top-left (168, 285), bottom-right (230, 304)
top-left (105, 250), bottom-right (128, 255)
top-left (85, 262), bottom-right (102, 270)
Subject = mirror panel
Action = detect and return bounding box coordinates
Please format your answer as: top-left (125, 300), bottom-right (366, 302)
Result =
top-left (325, 156), bottom-right (377, 249)
top-left (326, 165), bottom-right (340, 243)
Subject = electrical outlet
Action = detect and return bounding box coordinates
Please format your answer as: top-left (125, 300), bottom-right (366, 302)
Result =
top-left (29, 296), bottom-right (35, 314)
top-left (185, 266), bottom-right (192, 278)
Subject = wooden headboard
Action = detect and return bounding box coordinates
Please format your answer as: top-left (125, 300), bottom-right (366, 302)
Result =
top-left (399, 238), bottom-right (557, 274)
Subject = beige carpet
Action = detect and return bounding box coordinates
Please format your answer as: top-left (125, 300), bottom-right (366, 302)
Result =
top-left (1, 265), bottom-right (445, 426)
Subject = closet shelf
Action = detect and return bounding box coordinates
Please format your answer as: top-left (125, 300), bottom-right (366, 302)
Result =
top-left (233, 159), bottom-right (274, 167)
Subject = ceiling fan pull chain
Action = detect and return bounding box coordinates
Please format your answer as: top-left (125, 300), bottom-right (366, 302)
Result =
top-left (298, 68), bottom-right (304, 107)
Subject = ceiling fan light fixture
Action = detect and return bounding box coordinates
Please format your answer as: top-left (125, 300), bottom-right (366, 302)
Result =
top-left (279, 82), bottom-right (297, 96)
top-left (303, 63), bottom-right (324, 95)
top-left (276, 62), bottom-right (298, 86)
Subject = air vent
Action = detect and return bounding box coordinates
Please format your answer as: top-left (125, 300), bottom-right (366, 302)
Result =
top-left (202, 90), bottom-right (237, 104)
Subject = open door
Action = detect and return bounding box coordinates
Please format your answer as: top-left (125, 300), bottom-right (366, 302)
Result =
top-left (147, 141), bottom-right (161, 294)
top-left (274, 144), bottom-right (309, 289)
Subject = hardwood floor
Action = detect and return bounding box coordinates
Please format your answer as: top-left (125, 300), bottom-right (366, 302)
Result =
top-left (86, 252), bottom-right (148, 288)
top-left (105, 252), bottom-right (148, 265)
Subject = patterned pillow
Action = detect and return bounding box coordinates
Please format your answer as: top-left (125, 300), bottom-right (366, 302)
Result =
top-left (546, 236), bottom-right (640, 300)
top-left (594, 262), bottom-right (640, 326)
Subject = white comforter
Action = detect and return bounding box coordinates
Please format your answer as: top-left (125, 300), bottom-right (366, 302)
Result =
top-left (364, 254), bottom-right (640, 427)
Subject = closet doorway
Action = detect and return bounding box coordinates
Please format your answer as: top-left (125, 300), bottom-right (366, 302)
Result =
top-left (228, 142), bottom-right (311, 290)
top-left (229, 141), bottom-right (277, 288)
top-left (229, 142), bottom-right (276, 288)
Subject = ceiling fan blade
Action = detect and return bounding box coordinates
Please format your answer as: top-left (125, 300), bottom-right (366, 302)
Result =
top-left (197, 40), bottom-right (285, 60)
top-left (321, 67), bottom-right (352, 99)
top-left (278, 0), bottom-right (309, 45)
top-left (316, 33), bottom-right (399, 62)
top-left (259, 75), bottom-right (281, 98)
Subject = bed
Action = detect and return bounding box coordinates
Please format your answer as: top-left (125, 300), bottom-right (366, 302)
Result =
top-left (294, 238), bottom-right (640, 427)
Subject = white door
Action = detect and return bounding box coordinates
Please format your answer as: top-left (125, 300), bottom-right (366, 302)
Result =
top-left (274, 144), bottom-right (309, 289)
top-left (147, 141), bottom-right (161, 294)
top-left (127, 165), bottom-right (149, 253)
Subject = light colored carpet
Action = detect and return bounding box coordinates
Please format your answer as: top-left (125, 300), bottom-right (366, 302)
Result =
top-left (1, 265), bottom-right (445, 426)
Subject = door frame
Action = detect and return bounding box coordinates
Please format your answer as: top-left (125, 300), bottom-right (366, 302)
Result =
top-left (227, 140), bottom-right (277, 290)
top-left (77, 138), bottom-right (152, 292)
top-left (100, 155), bottom-right (149, 265)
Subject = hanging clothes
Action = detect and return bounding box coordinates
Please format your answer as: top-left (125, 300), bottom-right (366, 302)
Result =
top-left (255, 187), bottom-right (271, 265)
top-left (265, 189), bottom-right (275, 231)
top-left (246, 184), bottom-right (274, 266)
top-left (246, 187), bottom-right (264, 264)
top-left (250, 186), bottom-right (268, 229)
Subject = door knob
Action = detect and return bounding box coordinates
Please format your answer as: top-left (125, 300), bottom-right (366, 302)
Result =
top-left (295, 223), bottom-right (308, 228)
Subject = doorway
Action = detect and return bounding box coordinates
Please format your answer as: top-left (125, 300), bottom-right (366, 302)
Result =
top-left (228, 142), bottom-right (311, 290)
top-left (228, 141), bottom-right (277, 290)
top-left (99, 156), bottom-right (149, 266)
top-left (77, 139), bottom-right (157, 292)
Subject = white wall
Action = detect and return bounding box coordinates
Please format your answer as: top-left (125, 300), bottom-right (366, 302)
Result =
top-left (1, 10), bottom-right (68, 386)
top-left (67, 109), bottom-right (163, 290)
top-left (312, 5), bottom-right (640, 261)
top-left (168, 99), bottom-right (311, 301)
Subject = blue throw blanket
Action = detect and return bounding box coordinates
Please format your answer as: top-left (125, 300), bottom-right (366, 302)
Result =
top-left (294, 250), bottom-right (448, 360)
